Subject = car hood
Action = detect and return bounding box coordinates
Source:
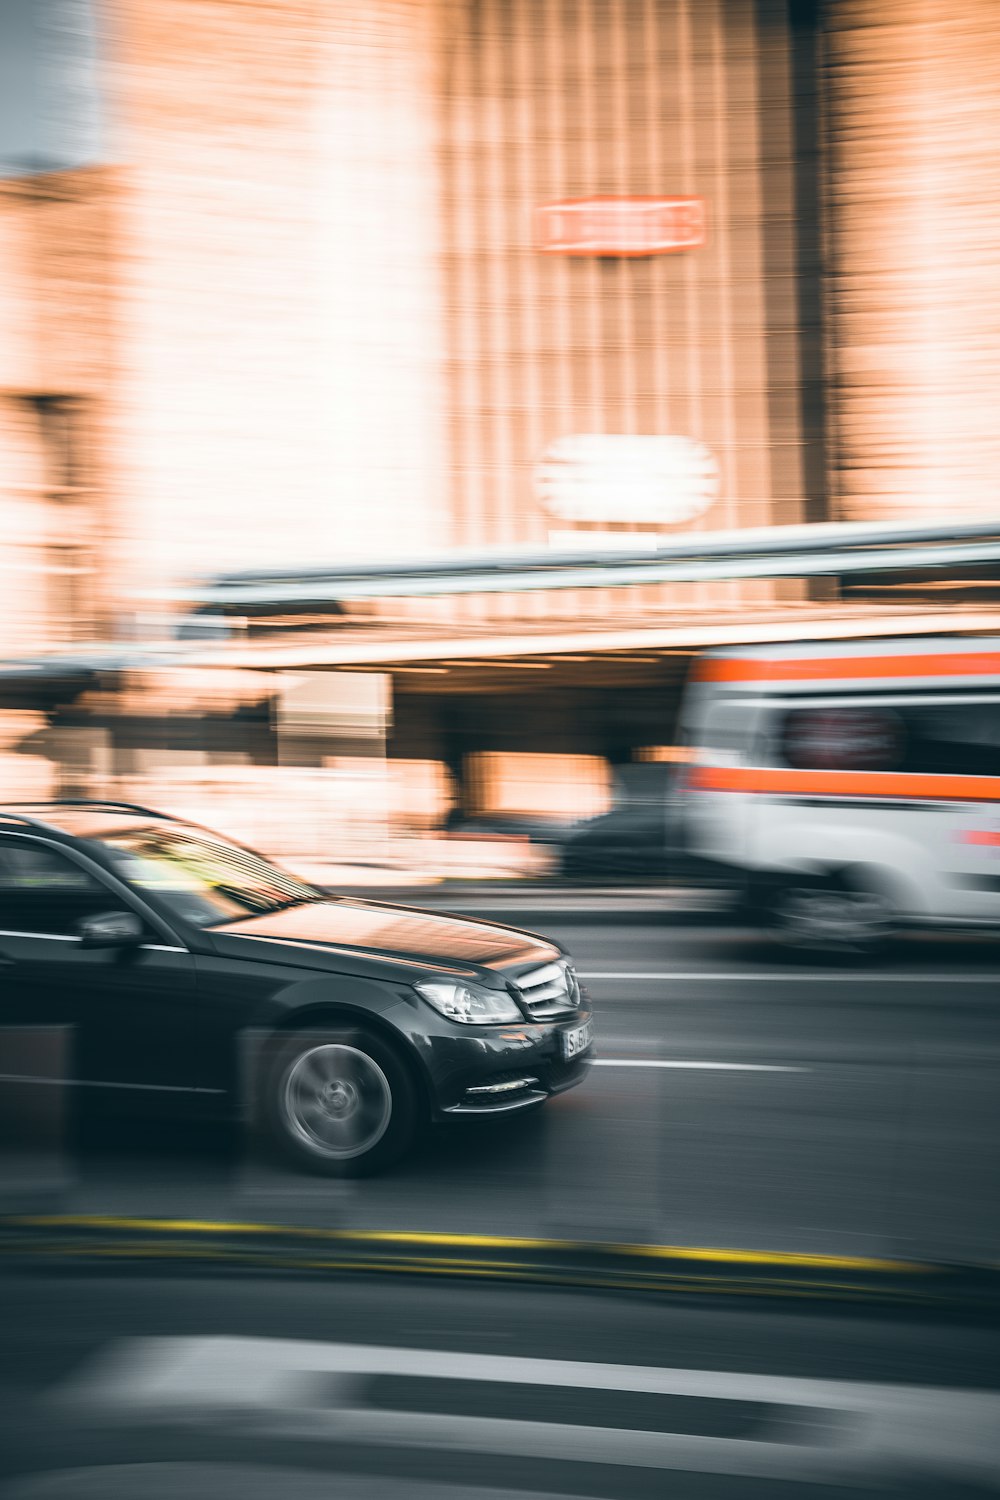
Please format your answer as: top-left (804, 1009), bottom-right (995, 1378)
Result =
top-left (204, 897), bottom-right (559, 982)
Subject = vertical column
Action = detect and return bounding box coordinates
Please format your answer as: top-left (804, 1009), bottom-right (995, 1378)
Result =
top-left (109, 0), bottom-right (451, 603)
top-left (314, 0), bottom-right (451, 563)
top-left (825, 0), bottom-right (1000, 521)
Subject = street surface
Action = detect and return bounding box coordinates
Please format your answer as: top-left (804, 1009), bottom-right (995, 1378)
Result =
top-left (3, 911), bottom-right (1000, 1498)
top-left (4, 912), bottom-right (1000, 1263)
top-left (1, 1267), bottom-right (999, 1498)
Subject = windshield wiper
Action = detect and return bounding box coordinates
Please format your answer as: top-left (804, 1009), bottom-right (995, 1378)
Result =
top-left (262, 893), bottom-right (326, 914)
top-left (207, 892), bottom-right (326, 927)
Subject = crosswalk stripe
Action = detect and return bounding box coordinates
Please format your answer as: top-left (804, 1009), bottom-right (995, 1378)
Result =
top-left (53, 1336), bottom-right (1000, 1488)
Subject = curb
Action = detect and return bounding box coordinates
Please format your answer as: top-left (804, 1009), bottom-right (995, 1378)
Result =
top-left (2, 1216), bottom-right (997, 1310)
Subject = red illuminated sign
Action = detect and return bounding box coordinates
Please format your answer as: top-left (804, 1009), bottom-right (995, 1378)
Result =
top-left (535, 196), bottom-right (706, 257)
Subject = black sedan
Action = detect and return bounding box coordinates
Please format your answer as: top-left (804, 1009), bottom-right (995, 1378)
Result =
top-left (0, 802), bottom-right (593, 1175)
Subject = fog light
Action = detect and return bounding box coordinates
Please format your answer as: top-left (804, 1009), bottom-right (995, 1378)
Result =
top-left (464, 1075), bottom-right (539, 1097)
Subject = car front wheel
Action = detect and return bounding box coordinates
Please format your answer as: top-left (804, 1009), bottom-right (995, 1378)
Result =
top-left (265, 1026), bottom-right (418, 1176)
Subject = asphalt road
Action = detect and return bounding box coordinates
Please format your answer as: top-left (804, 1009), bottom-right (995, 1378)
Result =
top-left (1, 1267), bottom-right (999, 1498)
top-left (4, 915), bottom-right (1000, 1263)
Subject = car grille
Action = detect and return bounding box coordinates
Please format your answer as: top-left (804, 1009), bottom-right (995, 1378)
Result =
top-left (513, 960), bottom-right (581, 1020)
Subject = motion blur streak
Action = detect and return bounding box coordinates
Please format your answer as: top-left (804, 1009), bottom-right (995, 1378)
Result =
top-left (3, 2), bottom-right (1000, 1497)
top-left (52, 1335), bottom-right (1000, 1487)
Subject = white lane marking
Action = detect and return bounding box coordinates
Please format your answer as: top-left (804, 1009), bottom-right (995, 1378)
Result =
top-left (54, 1335), bottom-right (1000, 1487)
top-left (594, 1059), bottom-right (806, 1072)
top-left (579, 971), bottom-right (1000, 982)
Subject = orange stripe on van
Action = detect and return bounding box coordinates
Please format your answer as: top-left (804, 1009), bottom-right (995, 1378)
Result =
top-left (687, 766), bottom-right (1000, 802)
top-left (694, 651), bottom-right (1000, 684)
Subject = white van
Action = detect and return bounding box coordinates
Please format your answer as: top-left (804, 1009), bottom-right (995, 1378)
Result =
top-left (677, 636), bottom-right (1000, 952)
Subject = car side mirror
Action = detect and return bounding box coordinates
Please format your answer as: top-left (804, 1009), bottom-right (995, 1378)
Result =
top-left (77, 910), bottom-right (145, 949)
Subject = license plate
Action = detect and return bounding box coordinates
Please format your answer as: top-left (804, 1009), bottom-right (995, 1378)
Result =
top-left (561, 1020), bottom-right (593, 1060)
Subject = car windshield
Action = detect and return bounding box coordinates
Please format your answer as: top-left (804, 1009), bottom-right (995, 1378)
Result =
top-left (89, 822), bottom-right (324, 928)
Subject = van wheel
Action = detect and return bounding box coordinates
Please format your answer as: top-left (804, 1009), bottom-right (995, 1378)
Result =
top-left (265, 1026), bottom-right (418, 1176)
top-left (769, 874), bottom-right (896, 959)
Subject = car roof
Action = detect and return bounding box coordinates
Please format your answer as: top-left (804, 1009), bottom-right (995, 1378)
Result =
top-left (0, 802), bottom-right (167, 837)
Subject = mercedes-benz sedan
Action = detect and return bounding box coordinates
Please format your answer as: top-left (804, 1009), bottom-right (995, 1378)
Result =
top-left (0, 802), bottom-right (593, 1174)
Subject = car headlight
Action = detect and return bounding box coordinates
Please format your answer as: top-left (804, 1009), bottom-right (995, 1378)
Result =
top-left (414, 978), bottom-right (522, 1025)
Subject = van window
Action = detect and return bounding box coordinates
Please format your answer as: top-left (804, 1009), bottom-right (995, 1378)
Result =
top-left (779, 702), bottom-right (1000, 777)
top-left (694, 702), bottom-right (753, 762)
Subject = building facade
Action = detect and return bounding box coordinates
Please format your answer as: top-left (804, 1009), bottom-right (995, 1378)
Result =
top-left (438, 0), bottom-right (821, 571)
top-left (0, 168), bottom-right (117, 657)
top-left (1, 0), bottom-right (823, 650)
top-left (825, 0), bottom-right (1000, 527)
top-left (2, 0), bottom-right (998, 839)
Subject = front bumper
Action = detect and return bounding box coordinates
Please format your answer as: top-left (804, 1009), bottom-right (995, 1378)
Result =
top-left (421, 1008), bottom-right (594, 1121)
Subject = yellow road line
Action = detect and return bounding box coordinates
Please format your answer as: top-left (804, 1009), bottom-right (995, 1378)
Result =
top-left (4, 1215), bottom-right (932, 1274)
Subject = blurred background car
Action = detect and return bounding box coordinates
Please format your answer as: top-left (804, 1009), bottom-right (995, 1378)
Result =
top-left (555, 804), bottom-right (668, 881)
top-left (553, 762), bottom-right (703, 882)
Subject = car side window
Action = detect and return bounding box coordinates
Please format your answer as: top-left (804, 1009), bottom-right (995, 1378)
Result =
top-left (0, 838), bottom-right (118, 938)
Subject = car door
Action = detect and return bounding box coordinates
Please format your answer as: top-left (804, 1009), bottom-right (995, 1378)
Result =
top-left (0, 833), bottom-right (201, 1103)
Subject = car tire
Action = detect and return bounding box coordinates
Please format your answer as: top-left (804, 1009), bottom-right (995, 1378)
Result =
top-left (768, 872), bottom-right (896, 961)
top-left (264, 1025), bottom-right (419, 1176)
